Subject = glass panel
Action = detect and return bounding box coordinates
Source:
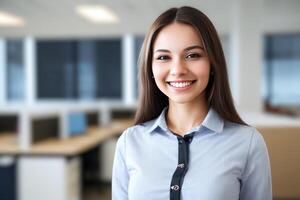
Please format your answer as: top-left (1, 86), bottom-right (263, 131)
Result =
top-left (77, 41), bottom-right (97, 99)
top-left (36, 38), bottom-right (122, 100)
top-left (6, 40), bottom-right (25, 101)
top-left (264, 34), bottom-right (300, 107)
top-left (37, 40), bottom-right (77, 99)
top-left (94, 39), bottom-right (122, 98)
top-left (134, 35), bottom-right (144, 99)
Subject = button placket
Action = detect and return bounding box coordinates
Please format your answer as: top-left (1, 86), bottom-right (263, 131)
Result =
top-left (169, 135), bottom-right (193, 200)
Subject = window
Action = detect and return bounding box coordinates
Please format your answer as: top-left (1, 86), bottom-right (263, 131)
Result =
top-left (37, 40), bottom-right (76, 99)
top-left (264, 34), bottom-right (300, 108)
top-left (6, 40), bottom-right (25, 101)
top-left (133, 35), bottom-right (144, 99)
top-left (36, 38), bottom-right (122, 100)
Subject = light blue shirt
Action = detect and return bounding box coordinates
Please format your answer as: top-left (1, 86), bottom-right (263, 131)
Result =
top-left (112, 107), bottom-right (272, 200)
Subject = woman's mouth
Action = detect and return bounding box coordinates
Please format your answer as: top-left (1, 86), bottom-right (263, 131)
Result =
top-left (167, 80), bottom-right (196, 88)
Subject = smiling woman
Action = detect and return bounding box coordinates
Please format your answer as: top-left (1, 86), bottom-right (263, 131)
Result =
top-left (112, 6), bottom-right (272, 200)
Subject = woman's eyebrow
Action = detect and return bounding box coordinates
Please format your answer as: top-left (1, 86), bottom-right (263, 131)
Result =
top-left (154, 49), bottom-right (170, 53)
top-left (184, 45), bottom-right (204, 51)
top-left (154, 45), bottom-right (203, 53)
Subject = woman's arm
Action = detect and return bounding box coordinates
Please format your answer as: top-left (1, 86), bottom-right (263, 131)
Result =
top-left (112, 130), bottom-right (129, 200)
top-left (240, 129), bottom-right (272, 200)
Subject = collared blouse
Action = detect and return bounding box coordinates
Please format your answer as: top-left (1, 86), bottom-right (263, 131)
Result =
top-left (112, 107), bottom-right (272, 200)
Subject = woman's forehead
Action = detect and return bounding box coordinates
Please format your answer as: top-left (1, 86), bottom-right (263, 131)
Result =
top-left (153, 22), bottom-right (203, 52)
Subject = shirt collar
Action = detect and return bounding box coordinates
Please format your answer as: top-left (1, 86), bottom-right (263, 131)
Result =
top-left (146, 107), bottom-right (224, 134)
top-left (201, 108), bottom-right (224, 133)
top-left (146, 107), bottom-right (169, 134)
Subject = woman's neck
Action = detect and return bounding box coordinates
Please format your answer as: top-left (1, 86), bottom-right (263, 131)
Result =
top-left (166, 100), bottom-right (209, 137)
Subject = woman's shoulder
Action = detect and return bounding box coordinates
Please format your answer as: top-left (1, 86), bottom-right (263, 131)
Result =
top-left (117, 118), bottom-right (158, 141)
top-left (128, 118), bottom-right (157, 133)
top-left (224, 121), bottom-right (267, 149)
top-left (224, 120), bottom-right (259, 135)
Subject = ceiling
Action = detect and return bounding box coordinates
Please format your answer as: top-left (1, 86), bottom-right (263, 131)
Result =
top-left (0, 0), bottom-right (300, 38)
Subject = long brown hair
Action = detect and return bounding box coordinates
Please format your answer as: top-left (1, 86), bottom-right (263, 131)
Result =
top-left (134, 6), bottom-right (246, 125)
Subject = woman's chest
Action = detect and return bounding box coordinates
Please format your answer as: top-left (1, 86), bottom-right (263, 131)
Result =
top-left (126, 140), bottom-right (245, 200)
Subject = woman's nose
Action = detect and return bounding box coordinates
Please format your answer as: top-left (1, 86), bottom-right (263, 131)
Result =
top-left (170, 58), bottom-right (188, 76)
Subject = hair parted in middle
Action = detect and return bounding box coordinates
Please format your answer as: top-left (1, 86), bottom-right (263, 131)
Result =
top-left (134, 6), bottom-right (246, 126)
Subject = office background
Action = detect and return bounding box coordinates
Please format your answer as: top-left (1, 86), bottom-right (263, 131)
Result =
top-left (0, 0), bottom-right (300, 200)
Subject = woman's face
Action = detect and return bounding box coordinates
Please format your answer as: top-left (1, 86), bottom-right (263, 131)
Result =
top-left (152, 22), bottom-right (211, 105)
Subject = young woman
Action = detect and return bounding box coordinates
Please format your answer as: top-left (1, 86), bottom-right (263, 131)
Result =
top-left (112, 6), bottom-right (272, 200)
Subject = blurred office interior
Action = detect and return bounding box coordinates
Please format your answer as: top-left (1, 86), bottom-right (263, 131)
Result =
top-left (0, 0), bottom-right (300, 200)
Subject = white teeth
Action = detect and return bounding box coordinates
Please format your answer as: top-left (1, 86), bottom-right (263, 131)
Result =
top-left (169, 81), bottom-right (192, 88)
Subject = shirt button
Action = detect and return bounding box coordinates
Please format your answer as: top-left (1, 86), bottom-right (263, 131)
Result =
top-left (178, 163), bottom-right (185, 168)
top-left (178, 140), bottom-right (183, 144)
top-left (171, 185), bottom-right (180, 191)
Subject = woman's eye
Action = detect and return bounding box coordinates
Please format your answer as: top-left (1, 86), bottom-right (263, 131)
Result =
top-left (156, 55), bottom-right (170, 61)
top-left (186, 53), bottom-right (201, 59)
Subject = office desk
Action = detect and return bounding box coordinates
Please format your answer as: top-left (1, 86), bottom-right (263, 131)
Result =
top-left (0, 119), bottom-right (133, 200)
top-left (0, 133), bottom-right (19, 154)
top-left (25, 119), bottom-right (132, 156)
top-left (1, 119), bottom-right (132, 156)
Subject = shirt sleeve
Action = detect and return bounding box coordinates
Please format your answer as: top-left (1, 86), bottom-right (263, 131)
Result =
top-left (240, 128), bottom-right (272, 200)
top-left (112, 130), bottom-right (129, 200)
